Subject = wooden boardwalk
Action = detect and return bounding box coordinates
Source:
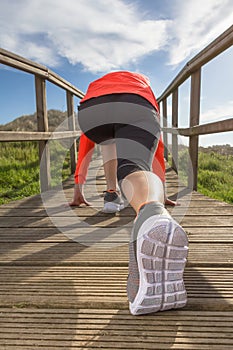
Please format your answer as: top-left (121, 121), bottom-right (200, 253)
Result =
top-left (0, 159), bottom-right (233, 349)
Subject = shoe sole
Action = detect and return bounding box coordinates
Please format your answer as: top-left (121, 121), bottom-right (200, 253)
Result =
top-left (129, 216), bottom-right (188, 315)
top-left (102, 202), bottom-right (124, 213)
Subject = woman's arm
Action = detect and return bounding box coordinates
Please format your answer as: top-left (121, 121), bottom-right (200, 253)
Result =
top-left (69, 134), bottom-right (95, 206)
top-left (153, 137), bottom-right (179, 206)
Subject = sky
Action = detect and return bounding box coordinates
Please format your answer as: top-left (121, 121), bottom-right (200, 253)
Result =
top-left (0, 0), bottom-right (233, 146)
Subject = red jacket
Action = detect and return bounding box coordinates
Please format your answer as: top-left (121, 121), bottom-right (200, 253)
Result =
top-left (75, 71), bottom-right (165, 184)
top-left (80, 71), bottom-right (159, 112)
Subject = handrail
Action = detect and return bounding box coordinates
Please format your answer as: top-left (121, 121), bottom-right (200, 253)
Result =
top-left (0, 48), bottom-right (84, 98)
top-left (158, 25), bottom-right (233, 102)
top-left (162, 118), bottom-right (233, 136)
top-left (0, 130), bottom-right (81, 142)
top-left (157, 25), bottom-right (233, 190)
top-left (0, 48), bottom-right (85, 192)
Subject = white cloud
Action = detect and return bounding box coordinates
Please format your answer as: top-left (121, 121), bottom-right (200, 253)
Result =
top-left (168, 0), bottom-right (233, 66)
top-left (0, 0), bottom-right (170, 73)
top-left (1, 0), bottom-right (233, 73)
top-left (201, 101), bottom-right (233, 123)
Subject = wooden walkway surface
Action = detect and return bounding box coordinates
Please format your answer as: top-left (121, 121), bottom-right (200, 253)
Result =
top-left (0, 158), bottom-right (233, 349)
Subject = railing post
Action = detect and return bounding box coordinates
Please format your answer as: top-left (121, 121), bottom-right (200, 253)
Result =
top-left (162, 99), bottom-right (168, 160)
top-left (66, 91), bottom-right (77, 174)
top-left (35, 75), bottom-right (51, 192)
top-left (188, 68), bottom-right (201, 190)
top-left (172, 89), bottom-right (178, 172)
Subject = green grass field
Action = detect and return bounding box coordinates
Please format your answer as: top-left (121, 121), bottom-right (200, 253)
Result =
top-left (197, 152), bottom-right (233, 204)
top-left (0, 141), bottom-right (71, 205)
top-left (0, 142), bottom-right (232, 205)
top-left (177, 148), bottom-right (233, 204)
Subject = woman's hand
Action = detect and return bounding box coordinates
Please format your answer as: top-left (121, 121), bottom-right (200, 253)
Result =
top-left (69, 184), bottom-right (91, 207)
top-left (165, 197), bottom-right (180, 206)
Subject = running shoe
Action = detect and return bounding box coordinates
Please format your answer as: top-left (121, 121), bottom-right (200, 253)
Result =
top-left (127, 202), bottom-right (188, 315)
top-left (102, 190), bottom-right (125, 213)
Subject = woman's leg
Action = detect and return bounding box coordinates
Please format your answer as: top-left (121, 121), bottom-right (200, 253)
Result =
top-left (101, 143), bottom-right (118, 191)
top-left (114, 110), bottom-right (163, 213)
top-left (121, 170), bottom-right (164, 213)
top-left (113, 104), bottom-right (188, 316)
top-left (101, 142), bottom-right (124, 213)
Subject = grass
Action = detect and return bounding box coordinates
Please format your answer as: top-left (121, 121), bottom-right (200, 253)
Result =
top-left (176, 148), bottom-right (233, 204)
top-left (198, 152), bottom-right (233, 204)
top-left (0, 141), bottom-right (71, 205)
top-left (0, 142), bottom-right (232, 205)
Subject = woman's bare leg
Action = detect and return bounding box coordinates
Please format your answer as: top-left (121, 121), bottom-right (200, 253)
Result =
top-left (101, 143), bottom-right (118, 191)
top-left (121, 170), bottom-right (164, 213)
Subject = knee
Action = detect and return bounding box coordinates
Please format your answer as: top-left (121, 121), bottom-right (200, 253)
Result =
top-left (117, 162), bottom-right (147, 182)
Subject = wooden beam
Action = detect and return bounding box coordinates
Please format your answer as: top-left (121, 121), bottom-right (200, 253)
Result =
top-left (188, 69), bottom-right (201, 190)
top-left (162, 99), bottom-right (168, 160)
top-left (0, 131), bottom-right (81, 142)
top-left (162, 118), bottom-right (233, 136)
top-left (172, 89), bottom-right (178, 172)
top-left (66, 91), bottom-right (77, 174)
top-left (182, 118), bottom-right (233, 136)
top-left (35, 75), bottom-right (51, 193)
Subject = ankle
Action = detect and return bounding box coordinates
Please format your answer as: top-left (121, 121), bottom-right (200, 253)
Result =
top-left (137, 201), bottom-right (164, 215)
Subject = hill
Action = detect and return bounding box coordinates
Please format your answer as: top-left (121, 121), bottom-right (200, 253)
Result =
top-left (0, 109), bottom-right (71, 132)
top-left (199, 144), bottom-right (233, 156)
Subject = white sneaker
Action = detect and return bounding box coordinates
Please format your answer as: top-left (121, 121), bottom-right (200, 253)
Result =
top-left (127, 202), bottom-right (188, 315)
top-left (102, 190), bottom-right (124, 213)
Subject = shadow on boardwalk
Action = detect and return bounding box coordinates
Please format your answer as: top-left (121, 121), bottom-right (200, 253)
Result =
top-left (0, 168), bottom-right (233, 349)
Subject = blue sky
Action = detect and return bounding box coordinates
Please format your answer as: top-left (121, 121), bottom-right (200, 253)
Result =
top-left (0, 0), bottom-right (233, 146)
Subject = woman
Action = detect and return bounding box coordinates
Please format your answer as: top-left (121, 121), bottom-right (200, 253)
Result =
top-left (74, 71), bottom-right (188, 316)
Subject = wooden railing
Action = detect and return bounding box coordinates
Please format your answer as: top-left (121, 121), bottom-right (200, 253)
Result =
top-left (0, 48), bottom-right (84, 192)
top-left (158, 25), bottom-right (233, 190)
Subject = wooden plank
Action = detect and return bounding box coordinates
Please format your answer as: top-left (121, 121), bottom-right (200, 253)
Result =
top-left (0, 204), bottom-right (232, 217)
top-left (0, 309), bottom-right (233, 349)
top-left (0, 227), bottom-right (233, 243)
top-left (184, 227), bottom-right (233, 242)
top-left (0, 228), bottom-right (233, 245)
top-left (0, 267), bottom-right (232, 310)
top-left (1, 196), bottom-right (229, 209)
top-left (0, 214), bottom-right (232, 228)
top-left (0, 241), bottom-right (232, 266)
top-left (0, 207), bottom-right (132, 217)
top-left (0, 227), bottom-right (67, 243)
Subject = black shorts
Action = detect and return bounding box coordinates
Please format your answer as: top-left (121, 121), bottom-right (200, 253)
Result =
top-left (78, 93), bottom-right (161, 181)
